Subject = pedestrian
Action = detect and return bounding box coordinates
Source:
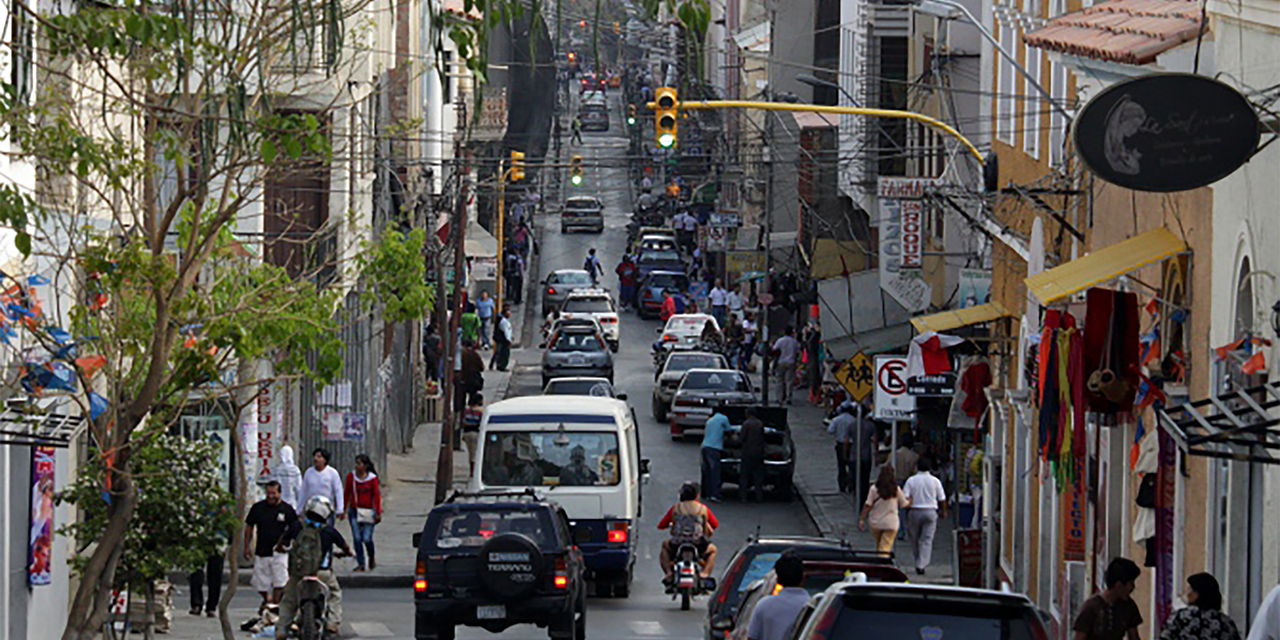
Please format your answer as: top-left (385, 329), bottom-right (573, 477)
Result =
top-left (849, 402), bottom-right (876, 500)
top-left (187, 551), bottom-right (224, 618)
top-left (641, 174), bottom-right (653, 192)
top-left (740, 311), bottom-right (758, 371)
top-left (423, 321), bottom-right (443, 382)
top-left (571, 114), bottom-right (583, 144)
top-left (490, 306), bottom-right (513, 371)
top-left (859, 466), bottom-right (911, 555)
top-left (475, 290), bottom-right (496, 350)
top-left (727, 284), bottom-right (744, 322)
top-left (826, 403), bottom-right (856, 493)
top-left (709, 279), bottom-right (728, 328)
top-left (584, 248), bottom-right (603, 285)
top-left (277, 445), bottom-right (303, 511)
top-left (804, 324), bottom-right (823, 403)
top-left (243, 480), bottom-right (298, 613)
top-left (745, 551), bottom-right (808, 640)
top-left (771, 326), bottom-right (802, 405)
top-left (1161, 573), bottom-right (1240, 640)
top-left (701, 409), bottom-right (729, 502)
top-left (616, 255), bottom-right (639, 309)
top-left (725, 315), bottom-right (745, 367)
top-left (674, 209), bottom-right (698, 254)
top-left (1073, 557), bottom-right (1143, 640)
top-left (894, 432), bottom-right (919, 485)
top-left (456, 339), bottom-right (485, 414)
top-left (661, 289), bottom-right (679, 322)
top-left (343, 453), bottom-right (382, 572)
top-left (739, 407), bottom-right (766, 503)
top-left (902, 457), bottom-right (947, 575)
top-left (460, 303), bottom-right (481, 347)
top-left (299, 448), bottom-right (344, 526)
top-left (504, 250), bottom-right (524, 305)
top-left (463, 392), bottom-right (484, 476)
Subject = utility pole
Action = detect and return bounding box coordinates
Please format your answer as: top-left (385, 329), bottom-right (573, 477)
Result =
top-left (435, 144), bottom-right (469, 504)
top-left (759, 8), bottom-right (776, 406)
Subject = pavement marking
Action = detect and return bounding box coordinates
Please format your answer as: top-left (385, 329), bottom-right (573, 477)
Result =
top-left (628, 621), bottom-right (667, 636)
top-left (349, 622), bottom-right (395, 637)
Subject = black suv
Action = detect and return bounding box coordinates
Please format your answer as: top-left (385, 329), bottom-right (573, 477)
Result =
top-left (413, 492), bottom-right (587, 640)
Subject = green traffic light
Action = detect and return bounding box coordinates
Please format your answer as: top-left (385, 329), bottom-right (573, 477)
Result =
top-left (627, 117), bottom-right (636, 125)
top-left (571, 174), bottom-right (583, 185)
top-left (658, 133), bottom-right (675, 148)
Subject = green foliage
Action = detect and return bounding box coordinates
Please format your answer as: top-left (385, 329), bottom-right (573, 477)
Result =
top-left (58, 435), bottom-right (238, 588)
top-left (0, 185), bottom-right (41, 257)
top-left (360, 228), bottom-right (435, 324)
top-left (258, 112), bottom-right (334, 165)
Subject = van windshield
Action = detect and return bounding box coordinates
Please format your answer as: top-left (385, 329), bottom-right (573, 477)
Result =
top-left (482, 431), bottom-right (621, 487)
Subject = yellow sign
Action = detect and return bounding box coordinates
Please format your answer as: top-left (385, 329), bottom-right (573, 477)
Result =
top-left (725, 251), bottom-right (765, 274)
top-left (835, 351), bottom-right (874, 402)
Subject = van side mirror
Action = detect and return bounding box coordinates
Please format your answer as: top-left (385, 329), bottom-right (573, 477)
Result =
top-left (412, 532), bottom-right (422, 548)
top-left (616, 392), bottom-right (628, 401)
top-left (640, 458), bottom-right (651, 475)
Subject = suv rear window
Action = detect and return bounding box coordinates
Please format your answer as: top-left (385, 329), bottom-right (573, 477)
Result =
top-left (429, 509), bottom-right (556, 550)
top-left (482, 431), bottom-right (622, 487)
top-left (553, 332), bottom-right (604, 352)
top-left (646, 273), bottom-right (688, 290)
top-left (563, 297), bottom-right (613, 313)
top-left (640, 250), bottom-right (680, 263)
top-left (550, 271), bottom-right (593, 286)
top-left (681, 371), bottom-right (750, 392)
top-left (565, 199), bottom-right (600, 211)
top-left (826, 592), bottom-right (1042, 640)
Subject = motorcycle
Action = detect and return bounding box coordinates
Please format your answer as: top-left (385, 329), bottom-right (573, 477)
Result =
top-left (293, 575), bottom-right (332, 640)
top-left (669, 542), bottom-right (716, 611)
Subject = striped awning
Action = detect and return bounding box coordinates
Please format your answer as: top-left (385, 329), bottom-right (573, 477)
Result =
top-left (1024, 227), bottom-right (1188, 304)
top-left (910, 301), bottom-right (1014, 333)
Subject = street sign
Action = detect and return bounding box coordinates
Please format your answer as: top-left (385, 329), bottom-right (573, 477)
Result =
top-left (874, 355), bottom-right (916, 420)
top-left (835, 351), bottom-right (874, 402)
top-left (908, 373), bottom-right (956, 397)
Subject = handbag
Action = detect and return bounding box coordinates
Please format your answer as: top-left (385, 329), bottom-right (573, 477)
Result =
top-left (356, 507), bottom-right (377, 524)
top-left (1136, 473), bottom-right (1157, 508)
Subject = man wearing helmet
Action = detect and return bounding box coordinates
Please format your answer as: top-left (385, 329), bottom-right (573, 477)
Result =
top-left (657, 482), bottom-right (719, 584)
top-left (275, 496), bottom-right (353, 637)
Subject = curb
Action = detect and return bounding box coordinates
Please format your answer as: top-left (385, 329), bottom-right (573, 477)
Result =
top-left (166, 571), bottom-right (414, 590)
top-left (793, 474), bottom-right (836, 539)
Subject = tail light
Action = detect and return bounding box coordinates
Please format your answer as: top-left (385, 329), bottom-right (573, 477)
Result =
top-left (414, 560), bottom-right (429, 593)
top-left (607, 521), bottom-right (629, 543)
top-left (643, 290), bottom-right (654, 299)
top-left (717, 556), bottom-right (746, 603)
top-left (601, 317), bottom-right (618, 324)
top-left (662, 334), bottom-right (677, 343)
top-left (480, 529), bottom-right (494, 538)
top-left (808, 603), bottom-right (840, 640)
top-left (547, 287), bottom-right (557, 295)
top-left (772, 583), bottom-right (784, 595)
top-left (675, 397), bottom-right (702, 407)
top-left (553, 556), bottom-right (569, 589)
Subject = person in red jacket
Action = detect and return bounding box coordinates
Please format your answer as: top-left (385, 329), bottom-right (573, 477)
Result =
top-left (343, 454), bottom-right (383, 571)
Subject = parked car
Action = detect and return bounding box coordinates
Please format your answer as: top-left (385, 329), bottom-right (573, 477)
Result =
top-left (542, 269), bottom-right (595, 316)
top-left (580, 110), bottom-right (610, 132)
top-left (725, 561), bottom-right (908, 640)
top-left (561, 196), bottom-right (605, 234)
top-left (541, 325), bottom-right (614, 387)
top-left (560, 289), bottom-right (620, 349)
top-left (652, 351), bottom-right (730, 421)
top-left (704, 537), bottom-right (893, 640)
top-left (637, 235), bottom-right (678, 254)
top-left (412, 491), bottom-right (587, 640)
top-left (719, 405), bottom-right (794, 498)
top-left (636, 248), bottom-right (685, 278)
top-left (785, 579), bottom-right (1049, 640)
top-left (543, 376), bottom-right (623, 399)
top-left (668, 369), bottom-right (756, 440)
top-left (637, 271), bottom-right (690, 319)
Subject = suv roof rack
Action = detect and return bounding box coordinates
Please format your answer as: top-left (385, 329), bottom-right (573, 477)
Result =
top-left (445, 488), bottom-right (544, 504)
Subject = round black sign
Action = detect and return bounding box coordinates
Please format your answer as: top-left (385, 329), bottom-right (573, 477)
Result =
top-left (1074, 73), bottom-right (1259, 192)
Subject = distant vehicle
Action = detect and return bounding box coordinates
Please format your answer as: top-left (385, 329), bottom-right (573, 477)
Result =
top-left (581, 92), bottom-right (608, 111)
top-left (637, 271), bottom-right (690, 319)
top-left (636, 249), bottom-right (685, 278)
top-left (652, 351), bottom-right (730, 421)
top-left (561, 196), bottom-right (604, 234)
top-left (580, 110), bottom-right (610, 132)
top-left (541, 325), bottom-right (614, 387)
top-left (658, 314), bottom-right (718, 350)
top-left (542, 269), bottom-right (595, 316)
top-left (543, 377), bottom-right (622, 400)
top-left (608, 74), bottom-right (621, 88)
top-left (726, 561), bottom-right (908, 640)
top-left (545, 316), bottom-right (604, 344)
top-left (637, 235), bottom-right (678, 254)
top-left (704, 537), bottom-right (894, 640)
top-left (560, 289), bottom-right (620, 349)
top-left (412, 492), bottom-right (586, 640)
top-left (668, 369), bottom-right (756, 440)
top-left (785, 580), bottom-right (1049, 640)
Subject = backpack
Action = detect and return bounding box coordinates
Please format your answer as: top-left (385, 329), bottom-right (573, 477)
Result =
top-left (288, 524), bottom-right (325, 578)
top-left (670, 502), bottom-right (705, 543)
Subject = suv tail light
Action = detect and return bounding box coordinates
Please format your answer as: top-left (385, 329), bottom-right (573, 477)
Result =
top-left (607, 521), bottom-right (629, 543)
top-left (601, 317), bottom-right (618, 324)
top-left (547, 287), bottom-right (557, 295)
top-left (808, 603), bottom-right (840, 640)
top-left (414, 560), bottom-right (428, 593)
top-left (718, 556), bottom-right (746, 603)
top-left (553, 556), bottom-right (569, 589)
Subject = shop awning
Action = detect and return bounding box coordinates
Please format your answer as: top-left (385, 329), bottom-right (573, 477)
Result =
top-left (1024, 227), bottom-right (1188, 304)
top-left (465, 222), bottom-right (499, 258)
top-left (910, 301), bottom-right (1014, 333)
top-left (1157, 381), bottom-right (1280, 465)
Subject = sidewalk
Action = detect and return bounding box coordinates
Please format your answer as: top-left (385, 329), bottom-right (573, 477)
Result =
top-left (782, 391), bottom-right (956, 584)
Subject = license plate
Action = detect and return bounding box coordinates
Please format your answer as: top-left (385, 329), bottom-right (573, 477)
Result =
top-left (477, 605), bottom-right (506, 620)
top-left (569, 356), bottom-right (586, 365)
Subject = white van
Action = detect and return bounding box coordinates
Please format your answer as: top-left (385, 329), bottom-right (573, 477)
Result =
top-left (469, 396), bottom-right (649, 597)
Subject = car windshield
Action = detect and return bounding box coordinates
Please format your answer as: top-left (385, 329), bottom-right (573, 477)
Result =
top-left (481, 431), bottom-right (622, 487)
top-left (565, 199), bottom-right (599, 210)
top-left (429, 509), bottom-right (556, 550)
top-left (552, 271), bottom-right (593, 286)
top-left (829, 594), bottom-right (1040, 640)
top-left (667, 317), bottom-right (715, 334)
top-left (647, 274), bottom-right (689, 290)
top-left (553, 332), bottom-right (603, 352)
top-left (545, 380), bottom-right (615, 397)
top-left (640, 250), bottom-right (681, 263)
top-left (666, 354), bottom-right (724, 372)
top-left (681, 371), bottom-right (750, 392)
top-left (563, 298), bottom-right (613, 313)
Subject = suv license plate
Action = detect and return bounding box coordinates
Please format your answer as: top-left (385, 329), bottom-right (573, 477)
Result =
top-left (477, 605), bottom-right (506, 620)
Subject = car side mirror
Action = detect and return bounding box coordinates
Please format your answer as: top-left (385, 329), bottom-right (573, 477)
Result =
top-left (412, 532), bottom-right (422, 549)
top-left (616, 392), bottom-right (628, 401)
top-left (655, 328), bottom-right (663, 334)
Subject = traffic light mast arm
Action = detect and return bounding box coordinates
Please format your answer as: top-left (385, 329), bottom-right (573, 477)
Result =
top-left (646, 100), bottom-right (985, 164)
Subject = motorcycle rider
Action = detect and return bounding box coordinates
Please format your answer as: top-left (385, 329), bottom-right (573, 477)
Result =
top-left (657, 482), bottom-right (719, 585)
top-left (275, 496), bottom-right (353, 638)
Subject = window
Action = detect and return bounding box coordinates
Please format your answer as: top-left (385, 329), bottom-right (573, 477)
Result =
top-left (10, 0), bottom-right (33, 106)
top-left (442, 51), bottom-right (454, 103)
top-left (1024, 47), bottom-right (1042, 159)
top-left (679, 371), bottom-right (750, 392)
top-left (997, 22), bottom-right (1015, 144)
top-left (562, 297), bottom-right (614, 314)
top-left (666, 354), bottom-right (726, 372)
top-left (1049, 61), bottom-right (1068, 166)
top-left (481, 431), bottom-right (622, 487)
top-left (429, 509), bottom-right (557, 550)
top-left (553, 332), bottom-right (603, 352)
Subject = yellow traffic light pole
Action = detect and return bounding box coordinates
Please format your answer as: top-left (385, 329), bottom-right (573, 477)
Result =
top-left (649, 99), bottom-right (985, 164)
top-left (495, 151), bottom-right (526, 310)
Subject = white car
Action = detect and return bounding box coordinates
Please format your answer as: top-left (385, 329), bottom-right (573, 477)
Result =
top-left (560, 289), bottom-right (620, 349)
top-left (659, 314), bottom-right (718, 349)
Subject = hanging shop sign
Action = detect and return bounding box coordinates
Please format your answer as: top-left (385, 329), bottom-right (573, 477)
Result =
top-left (878, 177), bottom-right (942, 199)
top-left (28, 446), bottom-right (55, 586)
top-left (878, 197), bottom-right (932, 313)
top-left (1073, 73), bottom-right (1260, 192)
top-left (900, 200), bottom-right (924, 270)
top-left (874, 355), bottom-right (917, 420)
top-left (954, 528), bottom-right (983, 588)
top-left (908, 372), bottom-right (956, 397)
top-left (709, 211), bottom-right (742, 227)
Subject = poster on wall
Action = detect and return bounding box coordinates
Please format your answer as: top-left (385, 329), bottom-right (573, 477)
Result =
top-left (343, 412), bottom-right (367, 441)
top-left (958, 269), bottom-right (993, 309)
top-left (323, 411), bottom-right (345, 441)
top-left (29, 446), bottom-right (55, 586)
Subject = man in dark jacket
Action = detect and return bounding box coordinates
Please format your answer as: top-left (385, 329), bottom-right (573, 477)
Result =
top-left (739, 407), bottom-right (767, 503)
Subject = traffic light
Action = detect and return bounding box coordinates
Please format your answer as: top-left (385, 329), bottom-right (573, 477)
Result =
top-left (613, 21), bottom-right (620, 34)
top-left (510, 150), bottom-right (525, 181)
top-left (655, 87), bottom-right (678, 148)
top-left (579, 19), bottom-right (586, 27)
top-left (626, 104), bottom-right (637, 126)
top-left (570, 155), bottom-right (584, 185)
top-left (567, 51), bottom-right (576, 63)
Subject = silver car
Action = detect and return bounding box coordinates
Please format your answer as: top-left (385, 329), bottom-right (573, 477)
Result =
top-left (652, 351), bottom-right (730, 421)
top-left (561, 196), bottom-right (604, 233)
top-left (668, 369), bottom-right (757, 439)
top-left (541, 326), bottom-right (614, 388)
top-left (542, 269), bottom-right (595, 316)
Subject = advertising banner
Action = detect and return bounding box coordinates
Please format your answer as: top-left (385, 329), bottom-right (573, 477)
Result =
top-left (29, 446), bottom-right (55, 586)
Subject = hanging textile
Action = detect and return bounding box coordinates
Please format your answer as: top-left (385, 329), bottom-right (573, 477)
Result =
top-left (1055, 319), bottom-right (1086, 487)
top-left (906, 331), bottom-right (964, 379)
top-left (1038, 310), bottom-right (1062, 461)
top-left (1083, 288), bottom-right (1141, 415)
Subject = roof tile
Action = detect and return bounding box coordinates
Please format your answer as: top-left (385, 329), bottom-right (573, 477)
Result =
top-left (1023, 0), bottom-right (1206, 65)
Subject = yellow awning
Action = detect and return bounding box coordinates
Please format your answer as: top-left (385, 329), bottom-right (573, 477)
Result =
top-left (1024, 227), bottom-right (1188, 304)
top-left (910, 302), bottom-right (1014, 333)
